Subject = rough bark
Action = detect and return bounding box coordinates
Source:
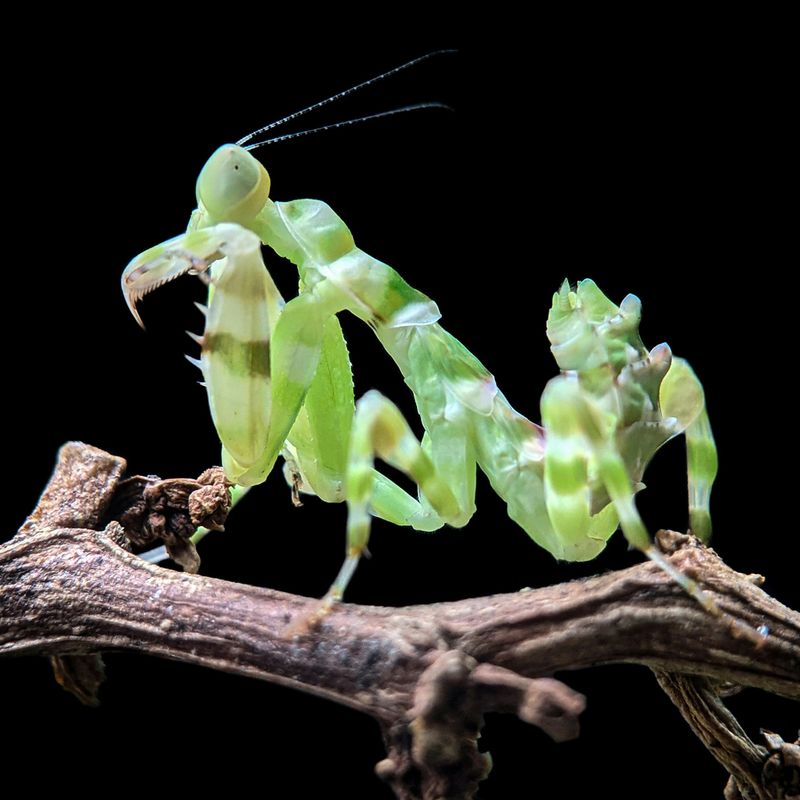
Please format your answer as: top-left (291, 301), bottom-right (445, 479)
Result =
top-left (1, 443), bottom-right (798, 799)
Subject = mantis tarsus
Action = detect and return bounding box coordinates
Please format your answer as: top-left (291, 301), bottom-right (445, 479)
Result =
top-left (122, 56), bottom-right (719, 615)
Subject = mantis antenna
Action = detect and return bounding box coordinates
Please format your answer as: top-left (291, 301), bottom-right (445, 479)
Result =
top-left (236, 49), bottom-right (456, 148)
top-left (242, 103), bottom-right (452, 151)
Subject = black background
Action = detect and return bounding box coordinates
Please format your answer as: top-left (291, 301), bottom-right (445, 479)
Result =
top-left (2, 17), bottom-right (796, 799)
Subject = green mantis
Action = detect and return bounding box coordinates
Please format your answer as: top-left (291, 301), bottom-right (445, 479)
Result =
top-left (122, 61), bottom-right (718, 613)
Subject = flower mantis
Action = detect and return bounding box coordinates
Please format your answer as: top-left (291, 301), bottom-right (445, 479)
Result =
top-left (122, 60), bottom-right (718, 613)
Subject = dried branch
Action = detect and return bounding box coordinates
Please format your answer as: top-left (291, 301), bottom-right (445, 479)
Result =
top-left (1, 443), bottom-right (798, 799)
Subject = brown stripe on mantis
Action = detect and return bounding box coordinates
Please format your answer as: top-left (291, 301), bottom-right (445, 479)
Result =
top-left (203, 334), bottom-right (271, 379)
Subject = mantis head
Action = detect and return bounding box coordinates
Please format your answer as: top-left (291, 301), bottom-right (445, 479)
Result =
top-left (196, 145), bottom-right (271, 225)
